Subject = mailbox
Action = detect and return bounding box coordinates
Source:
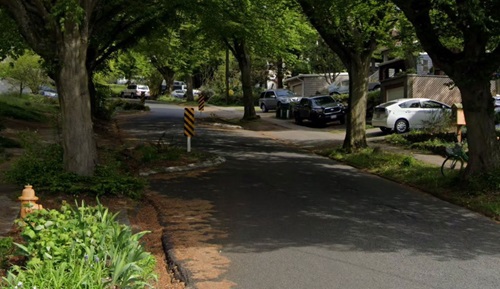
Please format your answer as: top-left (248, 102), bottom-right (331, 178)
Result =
top-left (452, 103), bottom-right (466, 125)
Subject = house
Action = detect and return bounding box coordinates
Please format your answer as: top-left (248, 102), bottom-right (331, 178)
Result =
top-left (283, 74), bottom-right (332, 97)
top-left (284, 71), bottom-right (380, 97)
top-left (379, 52), bottom-right (498, 104)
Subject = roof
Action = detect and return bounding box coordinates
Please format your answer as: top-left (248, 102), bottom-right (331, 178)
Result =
top-left (284, 72), bottom-right (348, 83)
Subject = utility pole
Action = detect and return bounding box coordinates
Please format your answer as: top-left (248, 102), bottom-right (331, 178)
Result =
top-left (225, 47), bottom-right (230, 105)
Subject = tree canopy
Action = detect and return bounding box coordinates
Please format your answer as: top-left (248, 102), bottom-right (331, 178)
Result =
top-left (392, 0), bottom-right (500, 176)
top-left (297, 0), bottom-right (397, 151)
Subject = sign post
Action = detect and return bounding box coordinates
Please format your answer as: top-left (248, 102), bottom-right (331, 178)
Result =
top-left (184, 108), bottom-right (195, 152)
top-left (197, 94), bottom-right (205, 112)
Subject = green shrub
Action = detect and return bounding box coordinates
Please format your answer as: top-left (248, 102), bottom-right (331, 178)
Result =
top-left (94, 84), bottom-right (115, 120)
top-left (386, 130), bottom-right (462, 155)
top-left (366, 90), bottom-right (382, 119)
top-left (5, 131), bottom-right (145, 198)
top-left (121, 102), bottom-right (150, 111)
top-left (208, 92), bottom-right (244, 106)
top-left (4, 132), bottom-right (64, 186)
top-left (0, 237), bottom-right (14, 269)
top-left (2, 202), bottom-right (156, 289)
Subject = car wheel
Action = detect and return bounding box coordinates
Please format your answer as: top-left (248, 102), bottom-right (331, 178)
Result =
top-left (120, 92), bottom-right (125, 98)
top-left (380, 127), bottom-right (392, 134)
top-left (261, 104), bottom-right (268, 113)
top-left (339, 116), bottom-right (346, 125)
top-left (294, 115), bottom-right (303, 124)
top-left (394, 119), bottom-right (409, 134)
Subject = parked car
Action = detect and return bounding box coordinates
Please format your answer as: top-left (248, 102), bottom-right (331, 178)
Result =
top-left (494, 95), bottom-right (500, 113)
top-left (171, 89), bottom-right (186, 98)
top-left (371, 98), bottom-right (451, 134)
top-left (294, 95), bottom-right (346, 126)
top-left (120, 84), bottom-right (150, 98)
top-left (38, 86), bottom-right (58, 98)
top-left (258, 89), bottom-right (301, 112)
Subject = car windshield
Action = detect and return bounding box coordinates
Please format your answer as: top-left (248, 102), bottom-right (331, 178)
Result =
top-left (275, 90), bottom-right (295, 97)
top-left (313, 96), bottom-right (336, 105)
top-left (137, 85), bottom-right (149, 90)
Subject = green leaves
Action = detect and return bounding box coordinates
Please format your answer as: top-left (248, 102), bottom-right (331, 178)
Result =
top-left (5, 202), bottom-right (156, 288)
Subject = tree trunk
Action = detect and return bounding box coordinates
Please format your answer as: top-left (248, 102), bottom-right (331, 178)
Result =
top-left (232, 40), bottom-right (257, 120)
top-left (55, 33), bottom-right (97, 176)
top-left (185, 74), bottom-right (194, 102)
top-left (459, 81), bottom-right (500, 177)
top-left (153, 64), bottom-right (175, 94)
top-left (342, 57), bottom-right (370, 151)
top-left (277, 58), bottom-right (284, 89)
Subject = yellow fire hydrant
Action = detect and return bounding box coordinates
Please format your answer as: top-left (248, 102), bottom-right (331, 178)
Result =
top-left (18, 185), bottom-right (43, 218)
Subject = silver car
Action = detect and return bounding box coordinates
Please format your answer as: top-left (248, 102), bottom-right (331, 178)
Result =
top-left (258, 89), bottom-right (301, 112)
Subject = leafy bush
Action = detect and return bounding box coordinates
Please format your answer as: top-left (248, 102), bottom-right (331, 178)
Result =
top-left (208, 91), bottom-right (244, 106)
top-left (420, 110), bottom-right (454, 134)
top-left (386, 130), bottom-right (461, 155)
top-left (0, 237), bottom-right (14, 269)
top-left (5, 131), bottom-right (145, 198)
top-left (366, 90), bottom-right (382, 119)
top-left (4, 131), bottom-right (64, 186)
top-left (121, 102), bottom-right (150, 111)
top-left (93, 84), bottom-right (115, 120)
top-left (2, 202), bottom-right (156, 288)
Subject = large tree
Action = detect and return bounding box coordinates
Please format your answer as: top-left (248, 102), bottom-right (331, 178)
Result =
top-left (0, 1), bottom-right (99, 176)
top-left (296, 0), bottom-right (396, 151)
top-left (0, 8), bottom-right (26, 60)
top-left (198, 0), bottom-right (314, 120)
top-left (391, 0), bottom-right (500, 177)
top-left (0, 51), bottom-right (48, 95)
top-left (0, 1), bottom-right (176, 176)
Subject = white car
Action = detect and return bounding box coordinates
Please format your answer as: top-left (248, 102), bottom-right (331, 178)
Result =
top-left (38, 86), bottom-right (58, 98)
top-left (121, 84), bottom-right (150, 99)
top-left (171, 89), bottom-right (186, 98)
top-left (371, 98), bottom-right (451, 134)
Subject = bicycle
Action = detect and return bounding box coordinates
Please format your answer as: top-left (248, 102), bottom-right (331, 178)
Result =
top-left (441, 142), bottom-right (468, 176)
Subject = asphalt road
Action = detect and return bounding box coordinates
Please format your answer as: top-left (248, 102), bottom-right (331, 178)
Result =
top-left (122, 102), bottom-right (500, 289)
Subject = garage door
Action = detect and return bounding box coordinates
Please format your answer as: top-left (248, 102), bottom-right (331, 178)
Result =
top-left (387, 86), bottom-right (404, 101)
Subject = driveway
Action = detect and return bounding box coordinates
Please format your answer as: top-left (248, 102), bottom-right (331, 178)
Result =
top-left (121, 103), bottom-right (500, 289)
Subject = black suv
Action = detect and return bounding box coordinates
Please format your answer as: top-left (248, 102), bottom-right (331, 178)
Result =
top-left (293, 95), bottom-right (346, 126)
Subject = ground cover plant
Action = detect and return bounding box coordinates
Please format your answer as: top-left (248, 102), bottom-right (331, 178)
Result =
top-left (0, 93), bottom-right (58, 122)
top-left (0, 237), bottom-right (14, 272)
top-left (1, 202), bottom-right (156, 288)
top-left (4, 130), bottom-right (146, 198)
top-left (0, 93), bottom-right (190, 288)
